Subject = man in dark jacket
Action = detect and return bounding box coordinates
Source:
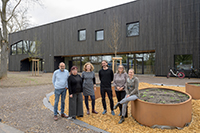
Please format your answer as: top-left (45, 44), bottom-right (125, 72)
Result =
top-left (99, 60), bottom-right (115, 115)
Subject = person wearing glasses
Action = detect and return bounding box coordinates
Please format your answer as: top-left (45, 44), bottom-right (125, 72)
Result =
top-left (113, 69), bottom-right (139, 124)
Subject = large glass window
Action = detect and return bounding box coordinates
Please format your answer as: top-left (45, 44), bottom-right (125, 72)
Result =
top-left (11, 44), bottom-right (17, 55)
top-left (70, 53), bottom-right (155, 74)
top-left (126, 22), bottom-right (139, 37)
top-left (17, 41), bottom-right (23, 54)
top-left (78, 29), bottom-right (86, 41)
top-left (72, 57), bottom-right (82, 71)
top-left (143, 53), bottom-right (155, 74)
top-left (127, 53), bottom-right (155, 74)
top-left (29, 41), bottom-right (36, 54)
top-left (102, 55), bottom-right (113, 70)
top-left (95, 30), bottom-right (104, 41)
top-left (23, 41), bottom-right (29, 54)
top-left (82, 57), bottom-right (90, 65)
top-left (175, 55), bottom-right (193, 70)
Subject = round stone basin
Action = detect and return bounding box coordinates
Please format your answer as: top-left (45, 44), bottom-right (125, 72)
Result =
top-left (131, 87), bottom-right (192, 128)
top-left (186, 82), bottom-right (200, 99)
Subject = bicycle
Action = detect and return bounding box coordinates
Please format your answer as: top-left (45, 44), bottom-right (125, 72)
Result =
top-left (188, 68), bottom-right (200, 79)
top-left (167, 68), bottom-right (185, 79)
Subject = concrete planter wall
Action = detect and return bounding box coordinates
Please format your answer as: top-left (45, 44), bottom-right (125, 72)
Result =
top-left (131, 88), bottom-right (192, 128)
top-left (186, 82), bottom-right (200, 99)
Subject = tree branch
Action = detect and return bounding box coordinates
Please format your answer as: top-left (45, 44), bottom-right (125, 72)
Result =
top-left (6, 0), bottom-right (22, 22)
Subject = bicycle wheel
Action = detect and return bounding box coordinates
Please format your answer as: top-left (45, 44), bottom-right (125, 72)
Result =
top-left (167, 72), bottom-right (171, 78)
top-left (178, 72), bottom-right (185, 79)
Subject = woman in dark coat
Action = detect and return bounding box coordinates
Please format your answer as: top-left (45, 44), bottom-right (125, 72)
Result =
top-left (68, 66), bottom-right (83, 119)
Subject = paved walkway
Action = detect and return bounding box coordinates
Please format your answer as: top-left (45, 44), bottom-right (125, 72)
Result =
top-left (135, 74), bottom-right (200, 86)
top-left (0, 122), bottom-right (24, 133)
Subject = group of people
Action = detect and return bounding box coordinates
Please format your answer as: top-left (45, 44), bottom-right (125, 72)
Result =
top-left (52, 60), bottom-right (139, 124)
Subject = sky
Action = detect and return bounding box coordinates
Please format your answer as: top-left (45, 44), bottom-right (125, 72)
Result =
top-left (28, 0), bottom-right (135, 27)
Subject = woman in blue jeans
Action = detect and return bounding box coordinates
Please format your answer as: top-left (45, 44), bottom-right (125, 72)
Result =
top-left (113, 69), bottom-right (139, 124)
top-left (82, 62), bottom-right (98, 115)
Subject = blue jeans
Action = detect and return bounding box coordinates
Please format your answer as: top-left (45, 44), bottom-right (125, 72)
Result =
top-left (54, 88), bottom-right (67, 116)
top-left (84, 95), bottom-right (95, 110)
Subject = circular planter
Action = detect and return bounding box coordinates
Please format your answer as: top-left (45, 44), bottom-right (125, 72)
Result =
top-left (186, 82), bottom-right (200, 99)
top-left (131, 87), bottom-right (192, 128)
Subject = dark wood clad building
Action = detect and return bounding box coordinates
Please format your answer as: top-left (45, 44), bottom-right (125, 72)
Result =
top-left (9, 0), bottom-right (200, 76)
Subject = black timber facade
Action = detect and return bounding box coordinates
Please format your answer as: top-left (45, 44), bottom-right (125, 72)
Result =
top-left (9, 0), bottom-right (200, 76)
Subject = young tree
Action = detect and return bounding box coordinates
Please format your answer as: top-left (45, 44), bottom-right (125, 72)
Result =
top-left (107, 16), bottom-right (122, 72)
top-left (107, 16), bottom-right (121, 57)
top-left (28, 37), bottom-right (42, 60)
top-left (28, 37), bottom-right (42, 76)
top-left (0, 0), bottom-right (40, 79)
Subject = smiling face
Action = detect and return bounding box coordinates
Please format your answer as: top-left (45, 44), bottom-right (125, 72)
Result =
top-left (86, 64), bottom-right (91, 71)
top-left (101, 61), bottom-right (108, 68)
top-left (59, 63), bottom-right (65, 71)
top-left (118, 65), bottom-right (124, 73)
top-left (128, 69), bottom-right (134, 77)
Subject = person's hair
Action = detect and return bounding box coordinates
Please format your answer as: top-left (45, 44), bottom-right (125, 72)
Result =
top-left (59, 62), bottom-right (65, 66)
top-left (70, 66), bottom-right (78, 74)
top-left (128, 68), bottom-right (134, 73)
top-left (83, 62), bottom-right (94, 72)
top-left (101, 60), bottom-right (108, 67)
top-left (116, 65), bottom-right (125, 74)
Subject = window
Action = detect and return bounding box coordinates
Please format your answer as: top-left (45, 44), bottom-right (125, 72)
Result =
top-left (95, 30), bottom-right (104, 41)
top-left (174, 55), bottom-right (193, 70)
top-left (11, 44), bottom-right (17, 55)
top-left (126, 22), bottom-right (139, 37)
top-left (30, 41), bottom-right (36, 54)
top-left (17, 41), bottom-right (23, 54)
top-left (23, 41), bottom-right (29, 54)
top-left (78, 29), bottom-right (86, 41)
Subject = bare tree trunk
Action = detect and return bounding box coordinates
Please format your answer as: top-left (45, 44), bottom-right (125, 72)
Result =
top-left (0, 41), bottom-right (8, 79)
top-left (0, 0), bottom-right (9, 79)
top-left (0, 0), bottom-right (23, 79)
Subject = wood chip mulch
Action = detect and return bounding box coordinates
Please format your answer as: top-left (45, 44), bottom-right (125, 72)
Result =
top-left (49, 82), bottom-right (200, 133)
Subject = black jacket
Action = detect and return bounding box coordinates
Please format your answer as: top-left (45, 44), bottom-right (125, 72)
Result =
top-left (68, 74), bottom-right (83, 94)
top-left (99, 68), bottom-right (114, 88)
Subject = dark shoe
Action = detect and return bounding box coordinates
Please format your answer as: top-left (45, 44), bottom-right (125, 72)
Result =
top-left (118, 116), bottom-right (125, 124)
top-left (92, 109), bottom-right (98, 114)
top-left (77, 115), bottom-right (83, 117)
top-left (54, 115), bottom-right (58, 121)
top-left (87, 109), bottom-right (90, 115)
top-left (113, 102), bottom-right (120, 110)
top-left (61, 114), bottom-right (68, 118)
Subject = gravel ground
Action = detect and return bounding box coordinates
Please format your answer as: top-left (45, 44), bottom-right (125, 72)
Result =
top-left (0, 84), bottom-right (98, 133)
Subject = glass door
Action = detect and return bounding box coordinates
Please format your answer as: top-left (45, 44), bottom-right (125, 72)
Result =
top-left (127, 57), bottom-right (144, 74)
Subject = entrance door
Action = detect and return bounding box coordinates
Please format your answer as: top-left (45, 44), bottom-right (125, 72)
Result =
top-left (20, 58), bottom-right (30, 71)
top-left (54, 56), bottom-right (64, 71)
top-left (127, 57), bottom-right (144, 74)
